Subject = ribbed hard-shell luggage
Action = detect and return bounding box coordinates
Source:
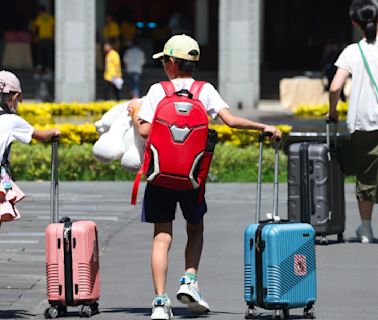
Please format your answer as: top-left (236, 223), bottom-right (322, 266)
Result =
top-left (44, 137), bottom-right (100, 318)
top-left (287, 120), bottom-right (345, 244)
top-left (244, 133), bottom-right (316, 319)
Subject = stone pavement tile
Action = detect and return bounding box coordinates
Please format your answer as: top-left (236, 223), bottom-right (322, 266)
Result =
top-left (0, 182), bottom-right (377, 320)
top-left (0, 278), bottom-right (36, 290)
top-left (0, 261), bottom-right (44, 277)
top-left (0, 289), bottom-right (23, 304)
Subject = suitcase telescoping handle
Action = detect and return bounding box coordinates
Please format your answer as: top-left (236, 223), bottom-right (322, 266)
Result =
top-left (326, 118), bottom-right (338, 150)
top-left (50, 136), bottom-right (59, 224)
top-left (255, 133), bottom-right (280, 223)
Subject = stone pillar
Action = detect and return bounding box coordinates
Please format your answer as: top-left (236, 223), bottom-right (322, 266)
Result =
top-left (219, 0), bottom-right (260, 109)
top-left (55, 0), bottom-right (96, 102)
top-left (195, 0), bottom-right (209, 45)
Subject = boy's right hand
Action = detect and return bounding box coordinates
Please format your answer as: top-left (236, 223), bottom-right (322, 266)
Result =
top-left (263, 125), bottom-right (282, 140)
top-left (52, 129), bottom-right (61, 137)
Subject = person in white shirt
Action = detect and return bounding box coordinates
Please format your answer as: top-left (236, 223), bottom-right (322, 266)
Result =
top-left (123, 41), bottom-right (145, 98)
top-left (0, 70), bottom-right (61, 225)
top-left (329, 0), bottom-right (378, 243)
top-left (128, 34), bottom-right (281, 319)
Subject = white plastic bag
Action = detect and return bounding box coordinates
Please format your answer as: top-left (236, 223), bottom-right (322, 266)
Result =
top-left (92, 99), bottom-right (145, 172)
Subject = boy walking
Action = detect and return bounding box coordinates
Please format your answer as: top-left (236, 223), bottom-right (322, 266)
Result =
top-left (129, 34), bottom-right (281, 319)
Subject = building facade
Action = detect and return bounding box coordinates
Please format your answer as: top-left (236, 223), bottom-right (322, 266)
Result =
top-left (1, 0), bottom-right (353, 104)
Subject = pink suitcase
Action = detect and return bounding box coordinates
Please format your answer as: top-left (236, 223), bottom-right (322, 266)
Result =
top-left (44, 138), bottom-right (100, 318)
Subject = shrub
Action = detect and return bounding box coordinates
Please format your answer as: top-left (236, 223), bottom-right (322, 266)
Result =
top-left (18, 101), bottom-right (117, 118)
top-left (10, 142), bottom-right (287, 182)
top-left (17, 101), bottom-right (293, 146)
top-left (32, 123), bottom-right (99, 145)
top-left (209, 124), bottom-right (292, 147)
top-left (210, 143), bottom-right (287, 182)
top-left (11, 143), bottom-right (135, 181)
top-left (294, 101), bottom-right (348, 118)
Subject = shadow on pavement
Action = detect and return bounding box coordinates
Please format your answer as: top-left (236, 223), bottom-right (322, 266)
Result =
top-left (345, 237), bottom-right (378, 244)
top-left (314, 236), bottom-right (378, 246)
top-left (246, 310), bottom-right (312, 320)
top-left (100, 307), bottom-right (241, 318)
top-left (100, 307), bottom-right (150, 316)
top-left (0, 310), bottom-right (36, 319)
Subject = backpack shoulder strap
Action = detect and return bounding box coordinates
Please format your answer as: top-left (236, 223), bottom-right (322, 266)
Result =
top-left (190, 81), bottom-right (207, 100)
top-left (131, 167), bottom-right (143, 205)
top-left (160, 81), bottom-right (176, 97)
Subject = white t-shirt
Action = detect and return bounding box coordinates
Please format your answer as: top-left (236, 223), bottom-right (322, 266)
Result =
top-left (0, 113), bottom-right (34, 163)
top-left (138, 78), bottom-right (228, 123)
top-left (123, 46), bottom-right (146, 74)
top-left (335, 39), bottom-right (378, 133)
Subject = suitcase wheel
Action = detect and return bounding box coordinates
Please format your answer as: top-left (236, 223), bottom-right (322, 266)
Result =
top-left (44, 306), bottom-right (58, 319)
top-left (44, 305), bottom-right (66, 319)
top-left (79, 302), bottom-right (99, 318)
top-left (303, 305), bottom-right (316, 319)
top-left (272, 309), bottom-right (289, 319)
top-left (318, 236), bottom-right (328, 245)
top-left (245, 305), bottom-right (258, 319)
top-left (337, 233), bottom-right (344, 243)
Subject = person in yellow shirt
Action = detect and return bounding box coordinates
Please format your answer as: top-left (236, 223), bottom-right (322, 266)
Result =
top-left (103, 15), bottom-right (120, 51)
top-left (103, 41), bottom-right (123, 100)
top-left (120, 19), bottom-right (136, 48)
top-left (33, 5), bottom-right (54, 72)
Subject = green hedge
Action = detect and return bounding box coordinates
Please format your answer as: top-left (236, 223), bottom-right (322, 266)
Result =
top-left (211, 143), bottom-right (287, 182)
top-left (10, 142), bottom-right (287, 182)
top-left (11, 143), bottom-right (135, 181)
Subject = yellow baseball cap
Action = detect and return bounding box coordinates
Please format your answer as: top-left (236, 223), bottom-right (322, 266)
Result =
top-left (152, 34), bottom-right (200, 62)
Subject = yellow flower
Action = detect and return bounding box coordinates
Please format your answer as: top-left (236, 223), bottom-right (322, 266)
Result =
top-left (294, 102), bottom-right (348, 117)
top-left (18, 101), bottom-right (122, 117)
top-left (33, 123), bottom-right (99, 145)
top-left (209, 124), bottom-right (292, 147)
top-left (21, 101), bottom-right (294, 146)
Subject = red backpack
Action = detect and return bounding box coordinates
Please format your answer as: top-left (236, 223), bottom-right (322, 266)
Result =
top-left (131, 80), bottom-right (216, 205)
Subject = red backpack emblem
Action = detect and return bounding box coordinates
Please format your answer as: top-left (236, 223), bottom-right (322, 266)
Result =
top-left (131, 80), bottom-right (215, 205)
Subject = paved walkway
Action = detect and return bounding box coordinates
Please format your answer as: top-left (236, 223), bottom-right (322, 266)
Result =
top-left (0, 181), bottom-right (377, 319)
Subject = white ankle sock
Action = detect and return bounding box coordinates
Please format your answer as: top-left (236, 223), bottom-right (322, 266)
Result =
top-left (361, 219), bottom-right (372, 230)
top-left (360, 220), bottom-right (373, 238)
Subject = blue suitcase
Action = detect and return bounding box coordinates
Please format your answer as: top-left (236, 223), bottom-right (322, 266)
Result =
top-left (244, 133), bottom-right (317, 319)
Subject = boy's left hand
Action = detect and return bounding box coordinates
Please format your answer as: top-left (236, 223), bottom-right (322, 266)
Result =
top-left (127, 99), bottom-right (141, 116)
top-left (52, 129), bottom-right (61, 136)
top-left (263, 125), bottom-right (282, 140)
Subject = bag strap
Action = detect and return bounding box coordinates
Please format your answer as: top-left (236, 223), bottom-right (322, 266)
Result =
top-left (0, 111), bottom-right (13, 178)
top-left (160, 81), bottom-right (176, 96)
top-left (358, 41), bottom-right (378, 95)
top-left (1, 144), bottom-right (11, 166)
top-left (160, 80), bottom-right (207, 100)
top-left (189, 81), bottom-right (206, 100)
top-left (131, 167), bottom-right (144, 205)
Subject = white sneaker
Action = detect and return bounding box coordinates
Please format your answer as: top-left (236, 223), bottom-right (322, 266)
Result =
top-left (151, 297), bottom-right (173, 320)
top-left (176, 276), bottom-right (210, 314)
top-left (356, 225), bottom-right (373, 244)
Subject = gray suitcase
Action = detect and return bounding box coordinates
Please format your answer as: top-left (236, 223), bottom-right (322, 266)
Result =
top-left (287, 121), bottom-right (345, 244)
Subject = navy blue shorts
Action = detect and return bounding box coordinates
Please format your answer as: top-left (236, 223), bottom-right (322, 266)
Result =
top-left (141, 183), bottom-right (207, 224)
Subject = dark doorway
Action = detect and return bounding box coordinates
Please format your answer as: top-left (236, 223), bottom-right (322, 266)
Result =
top-left (103, 0), bottom-right (219, 70)
top-left (263, 0), bottom-right (353, 71)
